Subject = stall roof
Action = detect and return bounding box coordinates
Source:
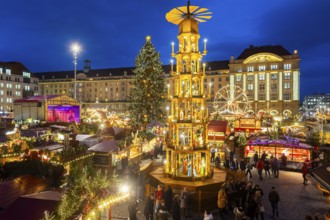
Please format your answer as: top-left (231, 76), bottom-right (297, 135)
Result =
top-left (147, 121), bottom-right (165, 129)
top-left (35, 144), bottom-right (64, 151)
top-left (309, 163), bottom-right (330, 192)
top-left (0, 175), bottom-right (50, 210)
top-left (88, 139), bottom-right (118, 153)
top-left (22, 190), bottom-right (63, 201)
top-left (76, 134), bottom-right (95, 141)
top-left (0, 197), bottom-right (59, 220)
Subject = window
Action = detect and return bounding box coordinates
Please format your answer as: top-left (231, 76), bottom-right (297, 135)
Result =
top-left (218, 78), bottom-right (222, 82)
top-left (248, 84), bottom-right (253, 90)
top-left (258, 65), bottom-right (266, 71)
top-left (259, 84), bottom-right (265, 90)
top-left (5, 69), bottom-right (11, 75)
top-left (247, 66), bottom-right (254, 72)
top-left (247, 75), bottom-right (254, 81)
top-left (236, 67), bottom-right (243, 73)
top-left (283, 93), bottom-right (291, 100)
top-left (259, 94), bottom-right (265, 100)
top-left (0, 90), bottom-right (3, 95)
top-left (271, 84), bottom-right (277, 90)
top-left (271, 74), bottom-right (277, 80)
top-left (23, 72), bottom-right (31, 78)
top-left (270, 64), bottom-right (278, 70)
top-left (236, 75), bottom-right (242, 82)
top-left (271, 94), bottom-right (277, 100)
top-left (284, 72), bottom-right (291, 80)
top-left (24, 85), bottom-right (30, 91)
top-left (15, 84), bottom-right (21, 89)
top-left (93, 155), bottom-right (109, 165)
top-left (284, 82), bottom-right (291, 89)
top-left (259, 74), bottom-right (265, 80)
top-left (226, 77), bottom-right (229, 82)
top-left (0, 68), bottom-right (2, 74)
top-left (15, 91), bottom-right (21, 96)
top-left (284, 63), bottom-right (292, 70)
top-left (6, 83), bottom-right (12, 89)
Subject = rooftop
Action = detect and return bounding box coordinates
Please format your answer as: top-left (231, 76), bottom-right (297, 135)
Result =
top-left (237, 45), bottom-right (292, 60)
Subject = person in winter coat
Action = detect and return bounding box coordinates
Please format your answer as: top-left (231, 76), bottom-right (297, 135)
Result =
top-left (156, 199), bottom-right (169, 220)
top-left (272, 157), bottom-right (279, 178)
top-left (144, 193), bottom-right (155, 220)
top-left (217, 186), bottom-right (227, 220)
top-left (246, 193), bottom-right (258, 219)
top-left (128, 200), bottom-right (139, 220)
top-left (155, 184), bottom-right (164, 210)
top-left (255, 190), bottom-right (264, 220)
top-left (268, 186), bottom-right (280, 218)
top-left (172, 194), bottom-right (181, 220)
top-left (256, 159), bottom-right (264, 180)
top-left (180, 187), bottom-right (191, 218)
top-left (264, 159), bottom-right (271, 177)
top-left (302, 162), bottom-right (309, 184)
top-left (246, 160), bottom-right (253, 178)
top-left (164, 185), bottom-right (173, 212)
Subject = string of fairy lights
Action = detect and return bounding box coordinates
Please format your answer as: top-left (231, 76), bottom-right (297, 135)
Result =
top-left (50, 152), bottom-right (95, 166)
top-left (85, 193), bottom-right (130, 220)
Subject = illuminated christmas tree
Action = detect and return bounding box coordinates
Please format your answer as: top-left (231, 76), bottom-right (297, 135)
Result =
top-left (128, 36), bottom-right (166, 128)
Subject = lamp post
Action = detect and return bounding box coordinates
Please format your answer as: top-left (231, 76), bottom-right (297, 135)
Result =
top-left (71, 43), bottom-right (80, 100)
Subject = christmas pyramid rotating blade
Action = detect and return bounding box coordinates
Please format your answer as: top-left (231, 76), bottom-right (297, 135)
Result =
top-left (165, 1), bottom-right (212, 25)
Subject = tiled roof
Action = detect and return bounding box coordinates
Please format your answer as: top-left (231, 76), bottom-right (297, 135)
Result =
top-left (34, 64), bottom-right (172, 80)
top-left (237, 45), bottom-right (291, 60)
top-left (0, 61), bottom-right (35, 77)
top-left (205, 60), bottom-right (229, 70)
top-left (14, 95), bottom-right (61, 103)
top-left (34, 61), bottom-right (231, 80)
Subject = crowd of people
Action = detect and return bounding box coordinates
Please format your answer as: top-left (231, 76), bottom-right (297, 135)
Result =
top-left (217, 179), bottom-right (280, 220)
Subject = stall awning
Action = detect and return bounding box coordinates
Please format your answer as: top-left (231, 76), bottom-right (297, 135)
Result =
top-left (88, 140), bottom-right (118, 153)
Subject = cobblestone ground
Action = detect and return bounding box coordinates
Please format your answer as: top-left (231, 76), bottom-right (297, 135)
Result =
top-left (111, 168), bottom-right (330, 220)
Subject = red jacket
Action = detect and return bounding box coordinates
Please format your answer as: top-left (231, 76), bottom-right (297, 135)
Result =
top-left (256, 160), bottom-right (264, 170)
top-left (302, 164), bottom-right (309, 175)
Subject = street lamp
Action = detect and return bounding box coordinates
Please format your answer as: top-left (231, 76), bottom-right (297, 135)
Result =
top-left (71, 43), bottom-right (81, 100)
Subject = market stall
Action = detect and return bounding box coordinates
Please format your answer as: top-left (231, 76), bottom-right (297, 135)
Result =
top-left (245, 137), bottom-right (312, 162)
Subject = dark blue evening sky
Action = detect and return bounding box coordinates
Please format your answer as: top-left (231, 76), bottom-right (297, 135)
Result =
top-left (0, 0), bottom-right (329, 99)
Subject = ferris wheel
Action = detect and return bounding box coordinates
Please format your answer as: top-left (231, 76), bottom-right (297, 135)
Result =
top-left (213, 85), bottom-right (250, 115)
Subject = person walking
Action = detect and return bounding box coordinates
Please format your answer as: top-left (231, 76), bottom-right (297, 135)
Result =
top-left (268, 186), bottom-right (280, 218)
top-left (172, 194), bottom-right (181, 220)
top-left (302, 162), bottom-right (309, 185)
top-left (246, 159), bottom-right (253, 178)
top-left (240, 159), bottom-right (247, 173)
top-left (144, 193), bottom-right (155, 220)
top-left (128, 199), bottom-right (139, 220)
top-left (272, 157), bottom-right (279, 178)
top-left (253, 151), bottom-right (259, 166)
top-left (264, 159), bottom-right (271, 177)
top-left (256, 159), bottom-right (264, 180)
top-left (217, 185), bottom-right (228, 220)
